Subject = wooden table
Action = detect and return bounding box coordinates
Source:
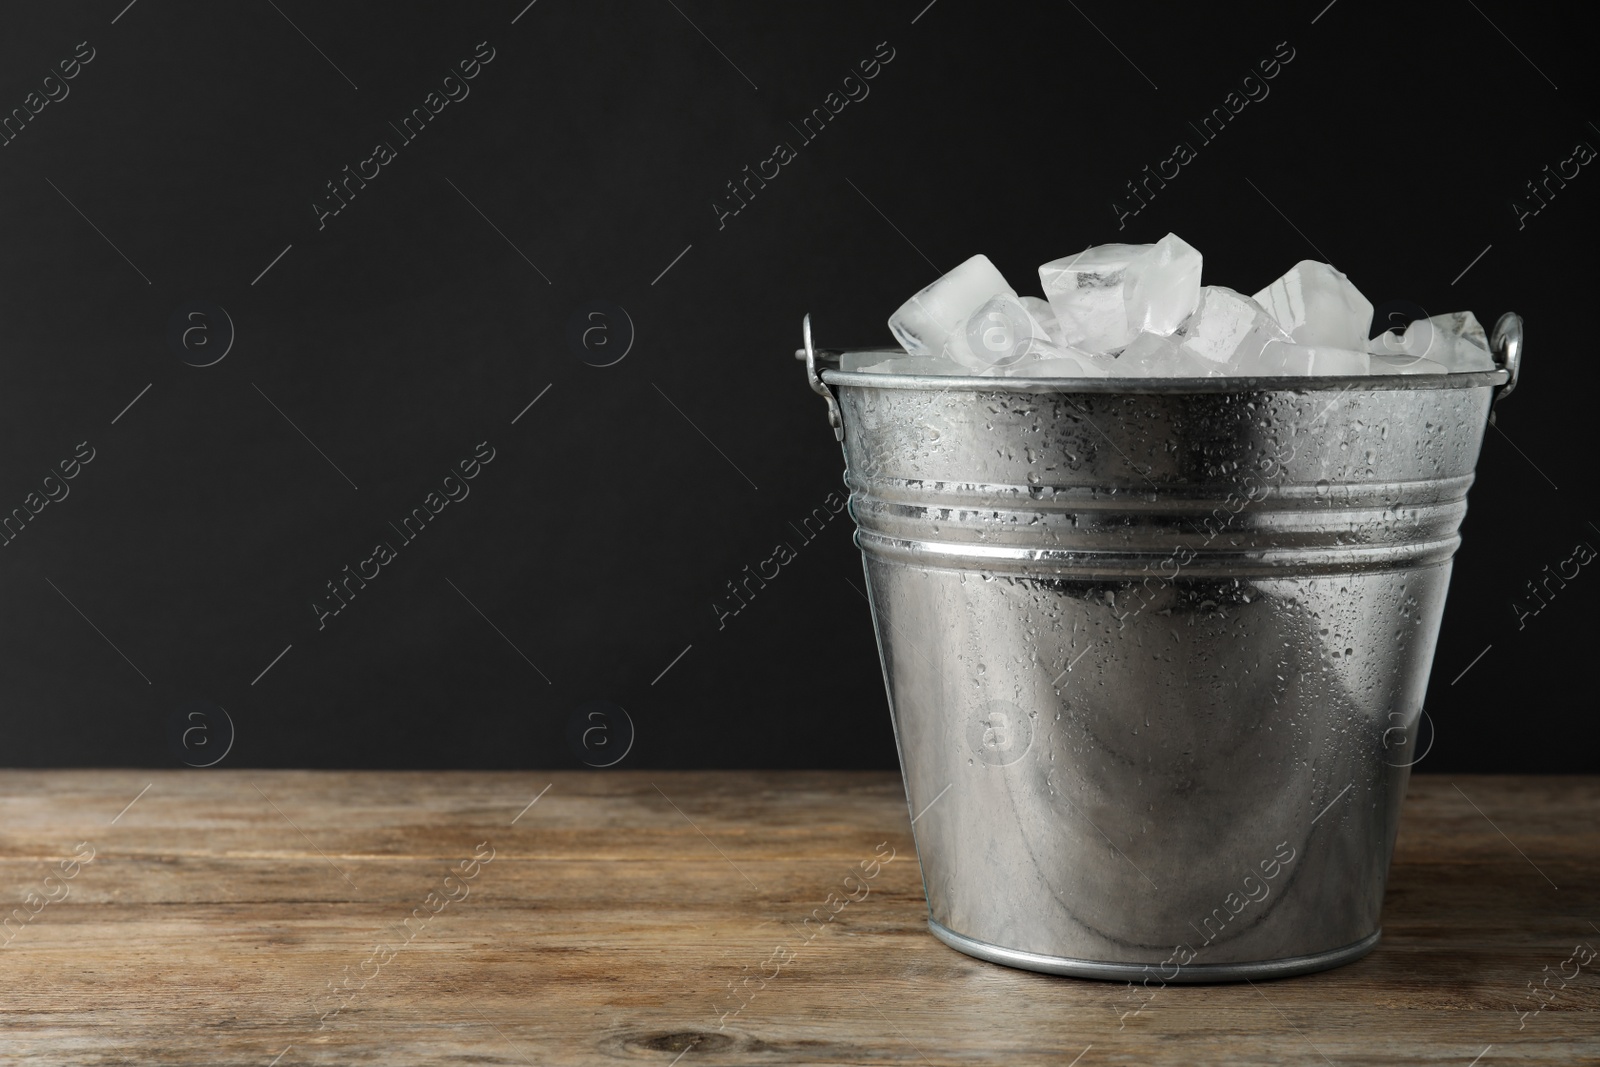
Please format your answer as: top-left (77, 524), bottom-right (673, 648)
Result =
top-left (1, 772), bottom-right (1595, 1065)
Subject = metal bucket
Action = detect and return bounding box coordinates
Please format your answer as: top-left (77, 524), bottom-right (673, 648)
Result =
top-left (799, 313), bottom-right (1522, 982)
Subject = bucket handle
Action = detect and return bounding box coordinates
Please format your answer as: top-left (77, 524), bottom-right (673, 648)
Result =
top-left (1489, 312), bottom-right (1523, 426)
top-left (796, 313), bottom-right (845, 442)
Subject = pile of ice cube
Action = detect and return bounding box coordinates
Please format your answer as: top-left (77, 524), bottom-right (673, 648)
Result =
top-left (861, 234), bottom-right (1496, 378)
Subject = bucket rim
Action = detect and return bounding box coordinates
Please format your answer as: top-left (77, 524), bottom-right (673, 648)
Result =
top-left (822, 357), bottom-right (1508, 394)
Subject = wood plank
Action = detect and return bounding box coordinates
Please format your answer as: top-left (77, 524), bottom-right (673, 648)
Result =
top-left (1, 771), bottom-right (1596, 1064)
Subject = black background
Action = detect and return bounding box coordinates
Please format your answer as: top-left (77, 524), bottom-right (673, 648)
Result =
top-left (1, 1), bottom-right (1593, 772)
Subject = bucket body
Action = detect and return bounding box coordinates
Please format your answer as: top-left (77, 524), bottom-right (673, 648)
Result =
top-left (819, 357), bottom-right (1507, 981)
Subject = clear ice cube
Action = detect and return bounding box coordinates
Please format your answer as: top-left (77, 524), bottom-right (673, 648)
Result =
top-left (1252, 261), bottom-right (1373, 351)
top-left (1039, 234), bottom-right (1203, 354)
top-left (1435, 310), bottom-right (1490, 352)
top-left (1370, 352), bottom-right (1447, 375)
top-left (1004, 347), bottom-right (1108, 377)
top-left (888, 254), bottom-right (1016, 359)
top-left (960, 294), bottom-right (1056, 369)
top-left (1019, 295), bottom-right (1065, 346)
top-left (846, 353), bottom-right (999, 375)
top-left (1124, 233), bottom-right (1204, 337)
top-left (1235, 339), bottom-right (1370, 376)
top-left (1367, 324), bottom-right (1412, 357)
top-left (1412, 312), bottom-right (1495, 372)
top-left (1367, 310), bottom-right (1494, 372)
top-left (1175, 286), bottom-right (1290, 365)
top-left (1038, 242), bottom-right (1150, 353)
top-left (1111, 331), bottom-right (1221, 377)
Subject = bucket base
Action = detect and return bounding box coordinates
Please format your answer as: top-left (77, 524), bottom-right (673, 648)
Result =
top-left (928, 919), bottom-right (1381, 983)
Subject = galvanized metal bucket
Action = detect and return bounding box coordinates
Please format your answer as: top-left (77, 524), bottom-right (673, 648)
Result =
top-left (799, 313), bottom-right (1522, 982)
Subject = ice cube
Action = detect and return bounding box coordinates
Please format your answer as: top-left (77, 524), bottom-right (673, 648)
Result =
top-left (1038, 242), bottom-right (1149, 353)
top-left (1124, 233), bottom-right (1204, 337)
top-left (1039, 234), bottom-right (1203, 353)
top-left (1411, 312), bottom-right (1496, 372)
top-left (1020, 295), bottom-right (1055, 325)
top-left (1111, 331), bottom-right (1221, 377)
top-left (888, 254), bottom-right (1016, 359)
top-left (1367, 324), bottom-right (1411, 357)
top-left (1368, 310), bottom-right (1494, 372)
top-left (1434, 310), bottom-right (1490, 352)
top-left (1370, 353), bottom-right (1447, 375)
top-left (1428, 336), bottom-right (1495, 373)
top-left (1235, 339), bottom-right (1370, 376)
top-left (1175, 286), bottom-right (1290, 366)
top-left (844, 350), bottom-right (911, 371)
top-left (1019, 295), bottom-right (1065, 346)
top-left (888, 314), bottom-right (934, 356)
top-left (846, 353), bottom-right (999, 376)
top-left (1005, 348), bottom-right (1108, 377)
top-left (960, 294), bottom-right (1056, 369)
top-left (1252, 261), bottom-right (1373, 351)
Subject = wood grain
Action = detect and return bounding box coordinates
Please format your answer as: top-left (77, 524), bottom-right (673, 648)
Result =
top-left (1, 771), bottom-right (1596, 1065)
